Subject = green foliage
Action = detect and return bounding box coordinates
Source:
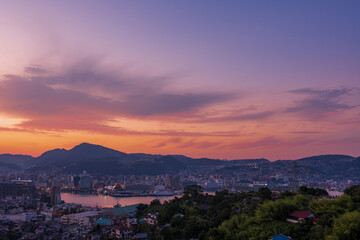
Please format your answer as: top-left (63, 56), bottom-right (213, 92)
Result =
top-left (211, 195), bottom-right (310, 239)
top-left (207, 228), bottom-right (226, 240)
top-left (309, 194), bottom-right (353, 226)
top-left (344, 185), bottom-right (360, 199)
top-left (255, 195), bottom-right (308, 221)
top-left (299, 186), bottom-right (329, 197)
top-left (345, 185), bottom-right (360, 209)
top-left (157, 201), bottom-right (182, 225)
top-left (136, 203), bottom-right (149, 218)
top-left (183, 185), bottom-right (204, 200)
top-left (326, 211), bottom-right (360, 240)
top-left (160, 226), bottom-right (174, 240)
top-left (150, 199), bottom-right (161, 207)
top-left (183, 216), bottom-right (211, 239)
top-left (170, 215), bottom-right (186, 229)
top-left (133, 187), bottom-right (359, 240)
top-left (210, 190), bottom-right (229, 205)
top-left (279, 190), bottom-right (296, 198)
top-left (218, 214), bottom-right (296, 240)
top-left (257, 187), bottom-right (272, 201)
top-left (207, 199), bottom-right (231, 226)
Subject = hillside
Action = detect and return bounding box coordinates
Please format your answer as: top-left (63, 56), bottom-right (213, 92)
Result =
top-left (0, 143), bottom-right (358, 177)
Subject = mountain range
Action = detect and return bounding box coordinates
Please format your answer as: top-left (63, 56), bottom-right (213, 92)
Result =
top-left (0, 142), bottom-right (359, 178)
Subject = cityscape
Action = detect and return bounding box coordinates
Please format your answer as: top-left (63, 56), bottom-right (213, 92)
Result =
top-left (1, 1), bottom-right (360, 240)
top-left (0, 143), bottom-right (359, 239)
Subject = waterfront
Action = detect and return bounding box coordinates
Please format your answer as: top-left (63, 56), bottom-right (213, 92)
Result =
top-left (61, 192), bottom-right (176, 207)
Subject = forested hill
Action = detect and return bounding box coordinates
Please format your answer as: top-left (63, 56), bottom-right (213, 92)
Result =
top-left (132, 185), bottom-right (360, 240)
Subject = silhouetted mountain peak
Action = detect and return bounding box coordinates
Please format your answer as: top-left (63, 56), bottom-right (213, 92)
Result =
top-left (71, 142), bottom-right (126, 156)
top-left (35, 142), bottom-right (127, 165)
top-left (72, 142), bottom-right (103, 150)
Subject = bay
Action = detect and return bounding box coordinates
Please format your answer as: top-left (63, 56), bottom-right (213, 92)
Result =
top-left (61, 192), bottom-right (176, 208)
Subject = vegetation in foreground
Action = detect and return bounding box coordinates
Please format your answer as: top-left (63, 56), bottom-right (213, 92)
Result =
top-left (135, 185), bottom-right (360, 240)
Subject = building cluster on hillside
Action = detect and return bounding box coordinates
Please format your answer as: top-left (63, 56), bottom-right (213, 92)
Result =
top-left (0, 179), bottom-right (157, 239)
top-left (1, 164), bottom-right (358, 199)
top-left (0, 167), bottom-right (357, 239)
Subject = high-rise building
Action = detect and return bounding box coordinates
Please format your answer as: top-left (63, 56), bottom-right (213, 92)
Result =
top-left (74, 176), bottom-right (81, 188)
top-left (0, 180), bottom-right (36, 198)
top-left (50, 186), bottom-right (61, 205)
top-left (80, 171), bottom-right (92, 189)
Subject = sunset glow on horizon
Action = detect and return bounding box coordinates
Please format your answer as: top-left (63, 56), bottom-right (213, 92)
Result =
top-left (0, 1), bottom-right (359, 160)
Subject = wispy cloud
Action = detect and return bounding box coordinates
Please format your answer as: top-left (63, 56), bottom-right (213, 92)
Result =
top-left (24, 65), bottom-right (48, 75)
top-left (158, 106), bottom-right (275, 123)
top-left (285, 88), bottom-right (358, 119)
top-left (291, 131), bottom-right (322, 134)
top-left (154, 137), bottom-right (223, 149)
top-left (0, 61), bottom-right (235, 134)
top-left (192, 110), bottom-right (275, 123)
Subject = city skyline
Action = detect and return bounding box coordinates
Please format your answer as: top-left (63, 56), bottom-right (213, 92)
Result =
top-left (0, 1), bottom-right (359, 160)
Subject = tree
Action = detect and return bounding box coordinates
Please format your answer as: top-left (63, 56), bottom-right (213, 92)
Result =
top-left (183, 216), bottom-right (210, 239)
top-left (183, 185), bottom-right (204, 199)
top-left (258, 187), bottom-right (272, 201)
top-left (158, 201), bottom-right (182, 225)
top-left (344, 185), bottom-right (360, 198)
top-left (210, 190), bottom-right (228, 206)
top-left (207, 228), bottom-right (226, 240)
top-left (255, 195), bottom-right (308, 221)
top-left (326, 211), bottom-right (360, 240)
top-left (150, 199), bottom-right (161, 207)
top-left (345, 185), bottom-right (360, 207)
top-left (299, 186), bottom-right (329, 197)
top-left (136, 204), bottom-right (149, 218)
top-left (208, 200), bottom-right (231, 226)
top-left (310, 194), bottom-right (354, 227)
top-left (160, 227), bottom-right (173, 240)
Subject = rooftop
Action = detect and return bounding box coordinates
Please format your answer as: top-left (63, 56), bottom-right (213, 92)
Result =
top-left (271, 234), bottom-right (293, 240)
top-left (72, 211), bottom-right (99, 218)
top-left (289, 210), bottom-right (314, 219)
top-left (95, 218), bottom-right (112, 225)
top-left (111, 204), bottom-right (140, 216)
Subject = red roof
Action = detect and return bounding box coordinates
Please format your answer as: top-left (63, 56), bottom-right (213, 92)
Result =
top-left (289, 210), bottom-right (313, 219)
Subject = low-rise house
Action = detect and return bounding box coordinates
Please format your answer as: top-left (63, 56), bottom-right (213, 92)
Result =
top-left (61, 211), bottom-right (98, 226)
top-left (141, 212), bottom-right (158, 225)
top-left (126, 217), bottom-right (138, 228)
top-left (286, 210), bottom-right (315, 223)
top-left (110, 225), bottom-right (133, 239)
top-left (141, 216), bottom-right (157, 225)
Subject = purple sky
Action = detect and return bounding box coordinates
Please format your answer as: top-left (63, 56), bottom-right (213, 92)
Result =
top-left (0, 1), bottom-right (359, 159)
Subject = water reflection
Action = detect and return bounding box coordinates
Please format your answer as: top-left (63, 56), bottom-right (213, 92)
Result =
top-left (61, 192), bottom-right (176, 207)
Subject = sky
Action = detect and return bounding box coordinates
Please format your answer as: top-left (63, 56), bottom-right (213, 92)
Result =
top-left (0, 1), bottom-right (359, 160)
